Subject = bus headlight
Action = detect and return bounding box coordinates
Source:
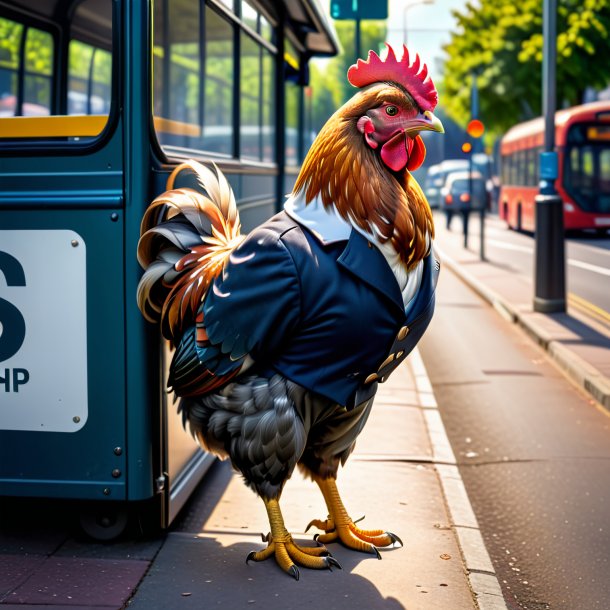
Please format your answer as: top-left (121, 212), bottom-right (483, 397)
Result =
top-left (564, 202), bottom-right (575, 212)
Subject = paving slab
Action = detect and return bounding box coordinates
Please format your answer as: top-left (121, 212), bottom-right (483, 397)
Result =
top-left (4, 557), bottom-right (149, 607)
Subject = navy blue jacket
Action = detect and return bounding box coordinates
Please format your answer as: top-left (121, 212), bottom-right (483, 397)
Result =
top-left (198, 212), bottom-right (439, 408)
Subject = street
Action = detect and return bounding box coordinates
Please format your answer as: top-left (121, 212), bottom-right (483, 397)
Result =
top-left (421, 219), bottom-right (610, 610)
top-left (442, 212), bottom-right (610, 332)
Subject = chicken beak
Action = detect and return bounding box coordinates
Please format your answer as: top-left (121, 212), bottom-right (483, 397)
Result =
top-left (405, 110), bottom-right (444, 136)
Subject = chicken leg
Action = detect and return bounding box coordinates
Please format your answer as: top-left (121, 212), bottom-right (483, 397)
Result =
top-left (308, 476), bottom-right (402, 557)
top-left (246, 497), bottom-right (341, 579)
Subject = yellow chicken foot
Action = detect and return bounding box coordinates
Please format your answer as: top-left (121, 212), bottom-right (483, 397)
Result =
top-left (310, 476), bottom-right (403, 558)
top-left (246, 498), bottom-right (342, 579)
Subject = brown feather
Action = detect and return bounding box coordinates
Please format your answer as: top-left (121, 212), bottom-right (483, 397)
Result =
top-left (294, 84), bottom-right (434, 271)
top-left (137, 161), bottom-right (245, 344)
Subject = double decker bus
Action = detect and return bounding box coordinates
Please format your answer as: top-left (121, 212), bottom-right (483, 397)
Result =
top-left (0, 0), bottom-right (337, 538)
top-left (499, 101), bottom-right (610, 233)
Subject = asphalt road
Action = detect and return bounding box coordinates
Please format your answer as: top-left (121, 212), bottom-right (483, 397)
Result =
top-left (419, 268), bottom-right (610, 610)
top-left (438, 212), bottom-right (610, 325)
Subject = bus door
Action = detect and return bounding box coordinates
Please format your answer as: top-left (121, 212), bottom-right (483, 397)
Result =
top-left (0, 0), bottom-right (160, 536)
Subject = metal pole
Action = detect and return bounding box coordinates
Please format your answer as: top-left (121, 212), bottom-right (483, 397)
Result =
top-left (471, 72), bottom-right (486, 260)
top-left (355, 18), bottom-right (362, 64)
top-left (534, 0), bottom-right (566, 313)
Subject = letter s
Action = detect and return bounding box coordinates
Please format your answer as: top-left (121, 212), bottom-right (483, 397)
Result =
top-left (0, 251), bottom-right (26, 362)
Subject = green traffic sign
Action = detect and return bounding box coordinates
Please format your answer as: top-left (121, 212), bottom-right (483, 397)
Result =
top-left (330, 0), bottom-right (388, 20)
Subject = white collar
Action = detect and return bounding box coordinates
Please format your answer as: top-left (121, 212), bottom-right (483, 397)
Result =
top-left (284, 190), bottom-right (352, 243)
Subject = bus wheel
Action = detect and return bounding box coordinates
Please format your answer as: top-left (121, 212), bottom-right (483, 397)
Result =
top-left (79, 504), bottom-right (129, 541)
top-left (502, 202), bottom-right (510, 227)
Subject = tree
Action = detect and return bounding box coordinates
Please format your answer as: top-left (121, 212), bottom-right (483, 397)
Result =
top-left (308, 20), bottom-right (387, 133)
top-left (441, 0), bottom-right (610, 140)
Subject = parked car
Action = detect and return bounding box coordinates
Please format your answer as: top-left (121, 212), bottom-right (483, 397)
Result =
top-left (424, 159), bottom-right (469, 209)
top-left (440, 171), bottom-right (488, 228)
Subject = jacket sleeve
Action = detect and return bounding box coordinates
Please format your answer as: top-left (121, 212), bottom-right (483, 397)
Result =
top-left (197, 225), bottom-right (301, 372)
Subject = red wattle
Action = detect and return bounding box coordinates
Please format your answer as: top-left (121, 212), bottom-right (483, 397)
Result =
top-left (380, 131), bottom-right (413, 172)
top-left (406, 135), bottom-right (426, 171)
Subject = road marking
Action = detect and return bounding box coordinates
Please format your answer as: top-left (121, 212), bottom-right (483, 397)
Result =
top-left (568, 292), bottom-right (610, 328)
top-left (486, 238), bottom-right (610, 277)
top-left (486, 238), bottom-right (532, 254)
top-left (567, 258), bottom-right (610, 277)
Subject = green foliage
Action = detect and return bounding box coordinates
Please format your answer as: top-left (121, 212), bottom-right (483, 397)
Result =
top-left (0, 17), bottom-right (23, 70)
top-left (441, 0), bottom-right (610, 140)
top-left (308, 20), bottom-right (387, 132)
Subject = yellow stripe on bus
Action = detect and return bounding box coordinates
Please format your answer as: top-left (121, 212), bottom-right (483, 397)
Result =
top-left (0, 115), bottom-right (108, 138)
top-left (0, 114), bottom-right (200, 139)
top-left (153, 116), bottom-right (200, 137)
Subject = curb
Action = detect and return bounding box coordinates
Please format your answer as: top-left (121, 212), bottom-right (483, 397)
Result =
top-left (411, 349), bottom-right (509, 610)
top-left (436, 246), bottom-right (610, 412)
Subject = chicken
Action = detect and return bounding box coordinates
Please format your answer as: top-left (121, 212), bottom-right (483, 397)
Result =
top-left (137, 44), bottom-right (443, 579)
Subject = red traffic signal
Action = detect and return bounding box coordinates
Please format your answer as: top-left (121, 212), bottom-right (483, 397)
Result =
top-left (467, 119), bottom-right (485, 138)
top-left (461, 142), bottom-right (472, 154)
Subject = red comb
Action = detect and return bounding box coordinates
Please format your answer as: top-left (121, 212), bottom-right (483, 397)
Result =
top-left (347, 43), bottom-right (438, 112)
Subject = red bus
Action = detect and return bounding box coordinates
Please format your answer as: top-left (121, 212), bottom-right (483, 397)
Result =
top-left (499, 101), bottom-right (610, 233)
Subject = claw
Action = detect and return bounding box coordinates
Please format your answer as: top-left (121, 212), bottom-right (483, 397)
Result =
top-left (261, 532), bottom-right (270, 542)
top-left (246, 551), bottom-right (256, 564)
top-left (288, 565), bottom-right (300, 581)
top-left (387, 531), bottom-right (403, 547)
top-left (325, 556), bottom-right (343, 570)
top-left (353, 514), bottom-right (366, 524)
top-left (305, 518), bottom-right (332, 533)
top-left (371, 545), bottom-right (382, 560)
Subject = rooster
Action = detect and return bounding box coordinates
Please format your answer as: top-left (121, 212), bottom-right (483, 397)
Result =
top-left (137, 44), bottom-right (443, 579)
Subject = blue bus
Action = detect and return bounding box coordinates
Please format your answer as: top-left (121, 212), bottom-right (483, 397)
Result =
top-left (0, 0), bottom-right (337, 538)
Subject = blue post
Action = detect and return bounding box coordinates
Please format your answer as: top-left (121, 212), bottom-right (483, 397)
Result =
top-left (534, 0), bottom-right (566, 313)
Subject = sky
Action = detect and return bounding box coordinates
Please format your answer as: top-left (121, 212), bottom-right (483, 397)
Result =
top-left (385, 0), bottom-right (467, 82)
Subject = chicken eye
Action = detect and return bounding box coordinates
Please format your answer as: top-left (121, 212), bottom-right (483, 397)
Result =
top-left (385, 105), bottom-right (399, 116)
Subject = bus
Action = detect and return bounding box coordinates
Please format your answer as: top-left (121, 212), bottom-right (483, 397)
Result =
top-left (499, 101), bottom-right (610, 233)
top-left (0, 0), bottom-right (337, 539)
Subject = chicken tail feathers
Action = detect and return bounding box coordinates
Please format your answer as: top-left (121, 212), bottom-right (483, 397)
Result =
top-left (137, 161), bottom-right (245, 343)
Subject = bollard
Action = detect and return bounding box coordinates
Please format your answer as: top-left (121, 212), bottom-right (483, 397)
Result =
top-left (534, 193), bottom-right (566, 312)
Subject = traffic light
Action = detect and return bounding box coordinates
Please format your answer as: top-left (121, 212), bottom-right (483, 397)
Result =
top-left (330, 0), bottom-right (388, 20)
top-left (466, 119), bottom-right (485, 139)
top-left (461, 142), bottom-right (472, 154)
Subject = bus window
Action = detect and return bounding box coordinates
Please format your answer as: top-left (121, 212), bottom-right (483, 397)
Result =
top-left (0, 18), bottom-right (53, 117)
top-left (24, 28), bottom-right (53, 115)
top-left (203, 7), bottom-right (234, 155)
top-left (153, 0), bottom-right (277, 163)
top-left (68, 40), bottom-right (112, 115)
top-left (153, 0), bottom-right (202, 151)
top-left (0, 0), bottom-right (113, 140)
top-left (284, 39), bottom-right (301, 167)
top-left (240, 9), bottom-right (275, 162)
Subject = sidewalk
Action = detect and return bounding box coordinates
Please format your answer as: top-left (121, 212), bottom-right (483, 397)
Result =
top-left (0, 353), bottom-right (507, 610)
top-left (127, 352), bottom-right (505, 610)
top-left (433, 211), bottom-right (610, 411)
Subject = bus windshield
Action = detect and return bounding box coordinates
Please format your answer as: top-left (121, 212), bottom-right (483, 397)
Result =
top-left (565, 123), bottom-right (610, 214)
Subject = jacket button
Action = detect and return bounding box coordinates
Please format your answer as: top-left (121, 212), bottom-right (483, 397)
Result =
top-left (364, 373), bottom-right (378, 384)
top-left (378, 353), bottom-right (395, 371)
top-left (396, 349), bottom-right (405, 359)
top-left (397, 326), bottom-right (409, 341)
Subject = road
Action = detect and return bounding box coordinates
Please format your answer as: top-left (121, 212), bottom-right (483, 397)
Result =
top-left (419, 268), bottom-right (610, 610)
top-left (436, 211), bottom-right (610, 331)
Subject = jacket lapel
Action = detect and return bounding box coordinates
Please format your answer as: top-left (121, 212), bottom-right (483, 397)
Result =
top-left (337, 229), bottom-right (405, 316)
top-left (404, 246), bottom-right (440, 322)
